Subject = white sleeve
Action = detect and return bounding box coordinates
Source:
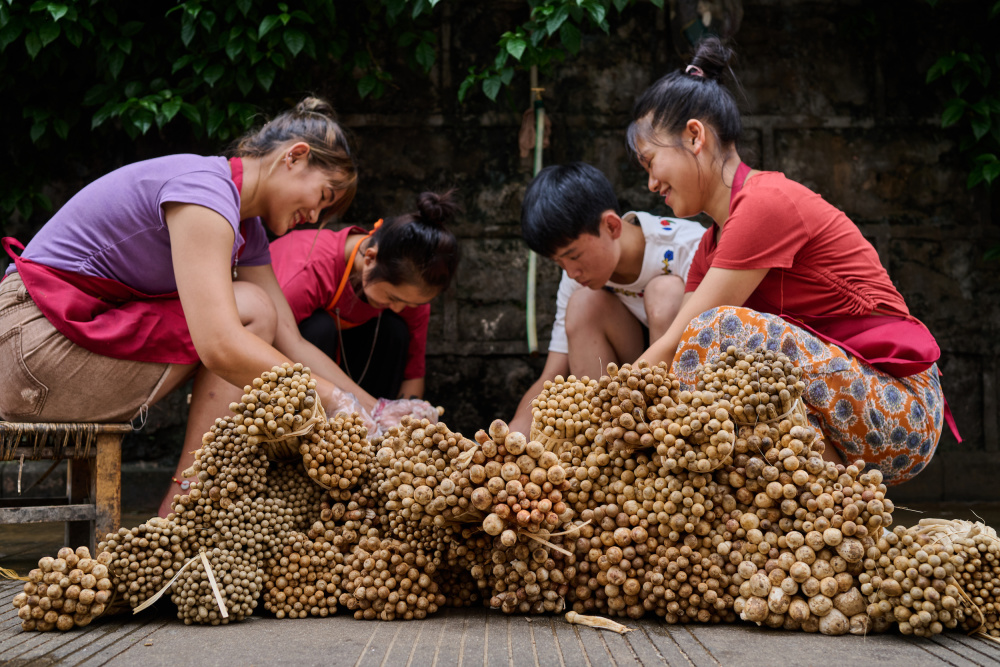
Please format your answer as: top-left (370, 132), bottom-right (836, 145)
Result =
top-left (548, 271), bottom-right (583, 354)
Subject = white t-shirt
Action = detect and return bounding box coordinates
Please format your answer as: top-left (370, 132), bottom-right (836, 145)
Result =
top-left (548, 212), bottom-right (706, 354)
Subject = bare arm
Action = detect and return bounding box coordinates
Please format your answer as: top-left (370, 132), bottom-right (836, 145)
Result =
top-left (399, 377), bottom-right (425, 399)
top-left (638, 267), bottom-right (770, 369)
top-left (509, 351), bottom-right (570, 435)
top-left (235, 263), bottom-right (378, 412)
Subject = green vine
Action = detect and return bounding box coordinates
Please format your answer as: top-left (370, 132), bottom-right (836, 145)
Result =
top-left (925, 0), bottom-right (1000, 196)
top-left (0, 0), bottom-right (664, 226)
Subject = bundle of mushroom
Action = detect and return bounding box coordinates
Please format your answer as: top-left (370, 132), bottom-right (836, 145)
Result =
top-left (12, 548), bottom-right (122, 631)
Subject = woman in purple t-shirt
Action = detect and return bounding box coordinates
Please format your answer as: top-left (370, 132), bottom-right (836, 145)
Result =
top-left (0, 97), bottom-right (389, 516)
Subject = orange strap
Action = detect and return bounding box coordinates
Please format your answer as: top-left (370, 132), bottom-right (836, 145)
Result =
top-left (325, 219), bottom-right (383, 324)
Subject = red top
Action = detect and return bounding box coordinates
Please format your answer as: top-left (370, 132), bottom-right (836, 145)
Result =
top-left (270, 227), bottom-right (431, 380)
top-left (686, 169), bottom-right (940, 378)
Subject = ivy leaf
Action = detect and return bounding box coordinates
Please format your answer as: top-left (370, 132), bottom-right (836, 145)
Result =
top-left (181, 16), bottom-right (196, 46)
top-left (559, 22), bottom-right (581, 54)
top-left (236, 74), bottom-right (253, 96)
top-left (256, 62), bottom-right (275, 91)
top-left (499, 66), bottom-right (514, 85)
top-left (384, 0), bottom-right (407, 21)
top-left (161, 96), bottom-right (182, 122)
top-left (649, 0), bottom-right (664, 7)
top-left (398, 31), bottom-right (417, 48)
top-left (124, 81), bottom-right (143, 97)
top-left (358, 73), bottom-right (379, 99)
top-left (24, 31), bottom-right (41, 58)
top-left (458, 77), bottom-right (475, 103)
top-left (180, 102), bottom-right (201, 126)
top-left (91, 102), bottom-right (117, 129)
top-left (199, 10), bottom-right (216, 33)
top-left (258, 15), bottom-right (279, 39)
top-left (585, 2), bottom-right (607, 26)
top-left (506, 36), bottom-right (526, 61)
top-left (171, 54), bottom-right (193, 73)
top-left (30, 121), bottom-right (46, 143)
top-left (107, 49), bottom-right (125, 79)
top-left (415, 40), bottom-right (435, 72)
top-left (235, 0), bottom-right (251, 17)
top-left (482, 75), bottom-right (501, 101)
top-left (613, 0), bottom-right (629, 11)
top-left (283, 28), bottom-right (305, 56)
top-left (206, 107), bottom-right (226, 136)
top-left (83, 84), bottom-right (110, 106)
top-left (411, 0), bottom-right (428, 19)
top-left (203, 63), bottom-right (224, 86)
top-left (971, 113), bottom-right (991, 140)
top-left (226, 36), bottom-right (242, 61)
top-left (64, 23), bottom-right (82, 47)
top-left (546, 5), bottom-right (568, 36)
top-left (983, 159), bottom-right (1000, 185)
top-left (0, 21), bottom-right (24, 52)
top-left (53, 117), bottom-right (69, 139)
top-left (46, 3), bottom-right (68, 21)
top-left (941, 99), bottom-right (966, 127)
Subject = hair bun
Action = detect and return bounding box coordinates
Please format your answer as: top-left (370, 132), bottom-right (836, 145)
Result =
top-left (415, 190), bottom-right (459, 228)
top-left (688, 36), bottom-right (736, 83)
top-left (295, 96), bottom-right (337, 119)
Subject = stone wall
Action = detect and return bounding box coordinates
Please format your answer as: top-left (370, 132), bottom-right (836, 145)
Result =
top-left (1, 0), bottom-right (997, 507)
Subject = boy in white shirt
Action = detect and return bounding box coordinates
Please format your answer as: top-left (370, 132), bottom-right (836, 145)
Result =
top-left (510, 162), bottom-right (706, 432)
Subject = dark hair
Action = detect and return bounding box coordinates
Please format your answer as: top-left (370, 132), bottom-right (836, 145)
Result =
top-left (627, 37), bottom-right (742, 158)
top-left (231, 96), bottom-right (357, 219)
top-left (520, 162), bottom-right (620, 257)
top-left (368, 190), bottom-right (461, 291)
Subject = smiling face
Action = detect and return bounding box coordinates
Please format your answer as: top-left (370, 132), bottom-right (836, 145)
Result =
top-left (550, 216), bottom-right (621, 289)
top-left (359, 247), bottom-right (440, 312)
top-left (633, 118), bottom-right (708, 219)
top-left (261, 143), bottom-right (343, 236)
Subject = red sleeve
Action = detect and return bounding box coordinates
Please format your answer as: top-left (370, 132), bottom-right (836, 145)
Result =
top-left (399, 304), bottom-right (430, 380)
top-left (713, 185), bottom-right (810, 271)
top-left (684, 226), bottom-right (714, 292)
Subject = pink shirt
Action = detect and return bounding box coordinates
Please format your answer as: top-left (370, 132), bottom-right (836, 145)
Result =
top-left (270, 227), bottom-right (431, 380)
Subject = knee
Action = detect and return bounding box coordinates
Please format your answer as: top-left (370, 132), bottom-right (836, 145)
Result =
top-left (233, 282), bottom-right (278, 343)
top-left (643, 276), bottom-right (686, 329)
top-left (566, 288), bottom-right (617, 332)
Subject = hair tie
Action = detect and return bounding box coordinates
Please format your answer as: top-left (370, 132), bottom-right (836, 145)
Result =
top-left (685, 64), bottom-right (705, 78)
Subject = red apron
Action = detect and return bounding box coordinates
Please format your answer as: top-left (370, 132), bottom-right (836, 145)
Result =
top-left (730, 162), bottom-right (960, 441)
top-left (1, 158), bottom-right (249, 366)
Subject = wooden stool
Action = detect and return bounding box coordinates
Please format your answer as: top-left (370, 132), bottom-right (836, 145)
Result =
top-left (0, 422), bottom-right (131, 553)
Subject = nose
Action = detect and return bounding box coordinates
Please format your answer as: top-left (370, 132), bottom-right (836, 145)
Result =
top-left (647, 171), bottom-right (660, 193)
top-left (389, 302), bottom-right (406, 314)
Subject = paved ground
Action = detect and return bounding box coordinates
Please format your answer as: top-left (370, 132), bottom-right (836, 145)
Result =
top-left (2, 504), bottom-right (1000, 666)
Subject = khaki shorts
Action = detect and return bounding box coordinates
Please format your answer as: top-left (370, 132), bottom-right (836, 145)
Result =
top-left (0, 272), bottom-right (171, 423)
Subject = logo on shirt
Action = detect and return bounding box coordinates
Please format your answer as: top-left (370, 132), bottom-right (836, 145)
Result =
top-left (659, 219), bottom-right (672, 229)
top-left (662, 249), bottom-right (674, 274)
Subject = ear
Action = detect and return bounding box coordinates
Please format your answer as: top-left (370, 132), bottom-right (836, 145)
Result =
top-left (286, 141), bottom-right (312, 167)
top-left (602, 210), bottom-right (624, 240)
top-left (362, 245), bottom-right (378, 267)
top-left (685, 119), bottom-right (707, 155)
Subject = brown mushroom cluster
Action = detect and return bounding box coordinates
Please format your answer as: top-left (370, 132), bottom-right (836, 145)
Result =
top-left (12, 355), bottom-right (998, 644)
top-left (12, 547), bottom-right (122, 631)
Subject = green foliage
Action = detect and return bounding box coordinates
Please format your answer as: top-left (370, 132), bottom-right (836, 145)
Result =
top-left (458, 0), bottom-right (664, 103)
top-left (0, 0), bottom-right (442, 223)
top-left (925, 0), bottom-right (1000, 190)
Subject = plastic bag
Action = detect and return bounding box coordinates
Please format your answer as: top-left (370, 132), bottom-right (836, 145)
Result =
top-left (326, 388), bottom-right (377, 435)
top-left (371, 397), bottom-right (439, 435)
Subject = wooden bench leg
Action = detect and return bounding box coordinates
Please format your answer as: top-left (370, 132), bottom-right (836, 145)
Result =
top-left (66, 458), bottom-right (96, 552)
top-left (94, 434), bottom-right (122, 548)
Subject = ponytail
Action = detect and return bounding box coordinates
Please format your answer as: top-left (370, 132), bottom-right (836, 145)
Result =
top-left (368, 190), bottom-right (461, 291)
top-left (627, 37), bottom-right (743, 156)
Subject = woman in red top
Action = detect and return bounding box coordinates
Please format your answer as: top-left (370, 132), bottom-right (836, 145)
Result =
top-left (627, 37), bottom-right (949, 484)
top-left (270, 191), bottom-right (460, 403)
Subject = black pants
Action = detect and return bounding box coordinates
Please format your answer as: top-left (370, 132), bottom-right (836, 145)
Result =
top-left (298, 309), bottom-right (409, 400)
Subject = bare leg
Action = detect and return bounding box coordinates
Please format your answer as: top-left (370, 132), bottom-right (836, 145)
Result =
top-left (157, 282), bottom-right (278, 517)
top-left (566, 288), bottom-right (645, 380)
top-left (643, 274), bottom-right (686, 342)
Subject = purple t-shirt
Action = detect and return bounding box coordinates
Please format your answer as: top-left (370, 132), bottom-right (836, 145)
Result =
top-left (5, 154), bottom-right (271, 294)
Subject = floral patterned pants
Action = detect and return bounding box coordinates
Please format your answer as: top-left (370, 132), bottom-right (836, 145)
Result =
top-left (672, 306), bottom-right (943, 485)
